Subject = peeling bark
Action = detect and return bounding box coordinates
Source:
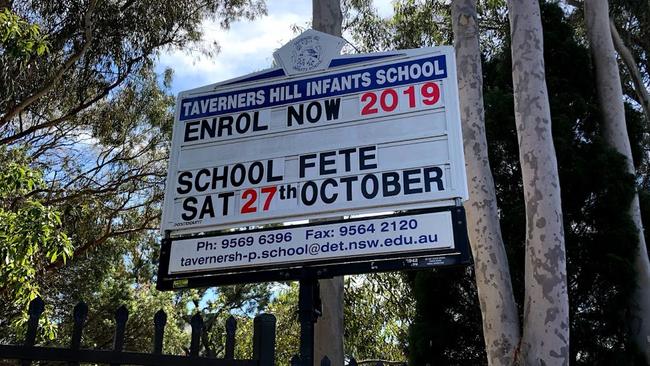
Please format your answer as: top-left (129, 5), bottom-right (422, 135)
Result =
top-left (585, 0), bottom-right (650, 362)
top-left (507, 0), bottom-right (570, 364)
top-left (312, 1), bottom-right (345, 365)
top-left (451, 1), bottom-right (521, 365)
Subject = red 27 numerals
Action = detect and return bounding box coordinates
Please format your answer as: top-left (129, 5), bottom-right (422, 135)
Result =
top-left (360, 82), bottom-right (441, 116)
top-left (241, 186), bottom-right (277, 214)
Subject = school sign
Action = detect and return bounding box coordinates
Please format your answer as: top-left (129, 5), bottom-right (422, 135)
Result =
top-left (157, 30), bottom-right (471, 288)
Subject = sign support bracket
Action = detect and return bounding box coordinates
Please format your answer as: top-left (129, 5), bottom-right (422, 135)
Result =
top-left (297, 275), bottom-right (322, 365)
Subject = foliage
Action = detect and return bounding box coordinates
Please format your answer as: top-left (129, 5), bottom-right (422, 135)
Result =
top-left (259, 283), bottom-right (300, 365)
top-left (0, 0), bottom-right (268, 341)
top-left (342, 0), bottom-right (390, 53)
top-left (344, 273), bottom-right (413, 362)
top-left (27, 226), bottom-right (272, 358)
top-left (196, 283), bottom-right (272, 358)
top-left (0, 149), bottom-right (72, 340)
top-left (343, 0), bottom-right (507, 54)
top-left (228, 275), bottom-right (415, 365)
top-left (0, 8), bottom-right (48, 62)
top-left (0, 0), bottom-right (267, 267)
top-left (407, 268), bottom-right (485, 365)
top-left (343, 0), bottom-right (448, 53)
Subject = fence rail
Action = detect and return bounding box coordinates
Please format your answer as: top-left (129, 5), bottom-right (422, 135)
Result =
top-left (290, 354), bottom-right (408, 366)
top-left (0, 297), bottom-right (276, 366)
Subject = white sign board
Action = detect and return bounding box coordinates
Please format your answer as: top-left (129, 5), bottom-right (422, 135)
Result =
top-left (161, 31), bottom-right (467, 234)
top-left (168, 210), bottom-right (455, 275)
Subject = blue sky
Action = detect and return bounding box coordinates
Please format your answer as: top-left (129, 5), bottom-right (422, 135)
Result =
top-left (155, 0), bottom-right (394, 95)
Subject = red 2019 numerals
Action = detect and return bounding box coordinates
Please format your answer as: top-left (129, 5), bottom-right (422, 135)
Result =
top-left (360, 82), bottom-right (441, 116)
top-left (360, 93), bottom-right (378, 115)
top-left (240, 186), bottom-right (277, 214)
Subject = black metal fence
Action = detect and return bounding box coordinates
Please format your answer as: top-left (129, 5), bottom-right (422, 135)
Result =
top-left (0, 297), bottom-right (276, 366)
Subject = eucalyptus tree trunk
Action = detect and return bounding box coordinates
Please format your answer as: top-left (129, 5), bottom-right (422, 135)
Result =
top-left (451, 1), bottom-right (521, 365)
top-left (585, 0), bottom-right (650, 361)
top-left (313, 0), bottom-right (342, 39)
top-left (312, 1), bottom-right (345, 365)
top-left (507, 0), bottom-right (570, 364)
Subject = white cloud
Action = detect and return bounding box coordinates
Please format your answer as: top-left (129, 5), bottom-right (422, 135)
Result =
top-left (374, 0), bottom-right (395, 18)
top-left (156, 0), bottom-right (394, 94)
top-left (157, 1), bottom-right (309, 93)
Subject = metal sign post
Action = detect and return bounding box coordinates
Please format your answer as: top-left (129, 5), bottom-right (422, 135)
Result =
top-left (297, 276), bottom-right (321, 366)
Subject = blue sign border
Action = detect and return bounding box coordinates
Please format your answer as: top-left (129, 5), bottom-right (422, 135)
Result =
top-left (179, 54), bottom-right (447, 121)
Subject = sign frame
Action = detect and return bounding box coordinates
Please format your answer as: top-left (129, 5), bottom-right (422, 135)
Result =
top-left (156, 206), bottom-right (471, 290)
top-left (160, 44), bottom-right (468, 235)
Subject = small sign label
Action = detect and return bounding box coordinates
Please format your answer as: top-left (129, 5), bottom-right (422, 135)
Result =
top-left (167, 211), bottom-right (455, 275)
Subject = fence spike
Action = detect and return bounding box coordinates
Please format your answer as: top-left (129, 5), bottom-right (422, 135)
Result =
top-left (348, 356), bottom-right (358, 366)
top-left (113, 305), bottom-right (129, 350)
top-left (24, 296), bottom-right (45, 345)
top-left (70, 301), bottom-right (88, 348)
top-left (252, 313), bottom-right (276, 366)
top-left (111, 305), bottom-right (129, 366)
top-left (189, 313), bottom-right (203, 357)
top-left (320, 355), bottom-right (331, 366)
top-left (115, 305), bottom-right (128, 324)
top-left (28, 296), bottom-right (45, 316)
top-left (225, 315), bottom-right (237, 359)
top-left (152, 309), bottom-right (167, 354)
top-left (68, 301), bottom-right (88, 366)
top-left (21, 296), bottom-right (45, 366)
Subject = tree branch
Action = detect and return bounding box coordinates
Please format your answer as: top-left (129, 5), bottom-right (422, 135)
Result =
top-left (610, 19), bottom-right (650, 124)
top-left (0, 55), bottom-right (142, 145)
top-left (45, 214), bottom-right (158, 272)
top-left (0, 0), bottom-right (97, 128)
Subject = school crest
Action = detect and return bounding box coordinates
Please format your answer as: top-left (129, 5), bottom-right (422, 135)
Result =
top-left (291, 35), bottom-right (323, 72)
top-left (274, 29), bottom-right (346, 76)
